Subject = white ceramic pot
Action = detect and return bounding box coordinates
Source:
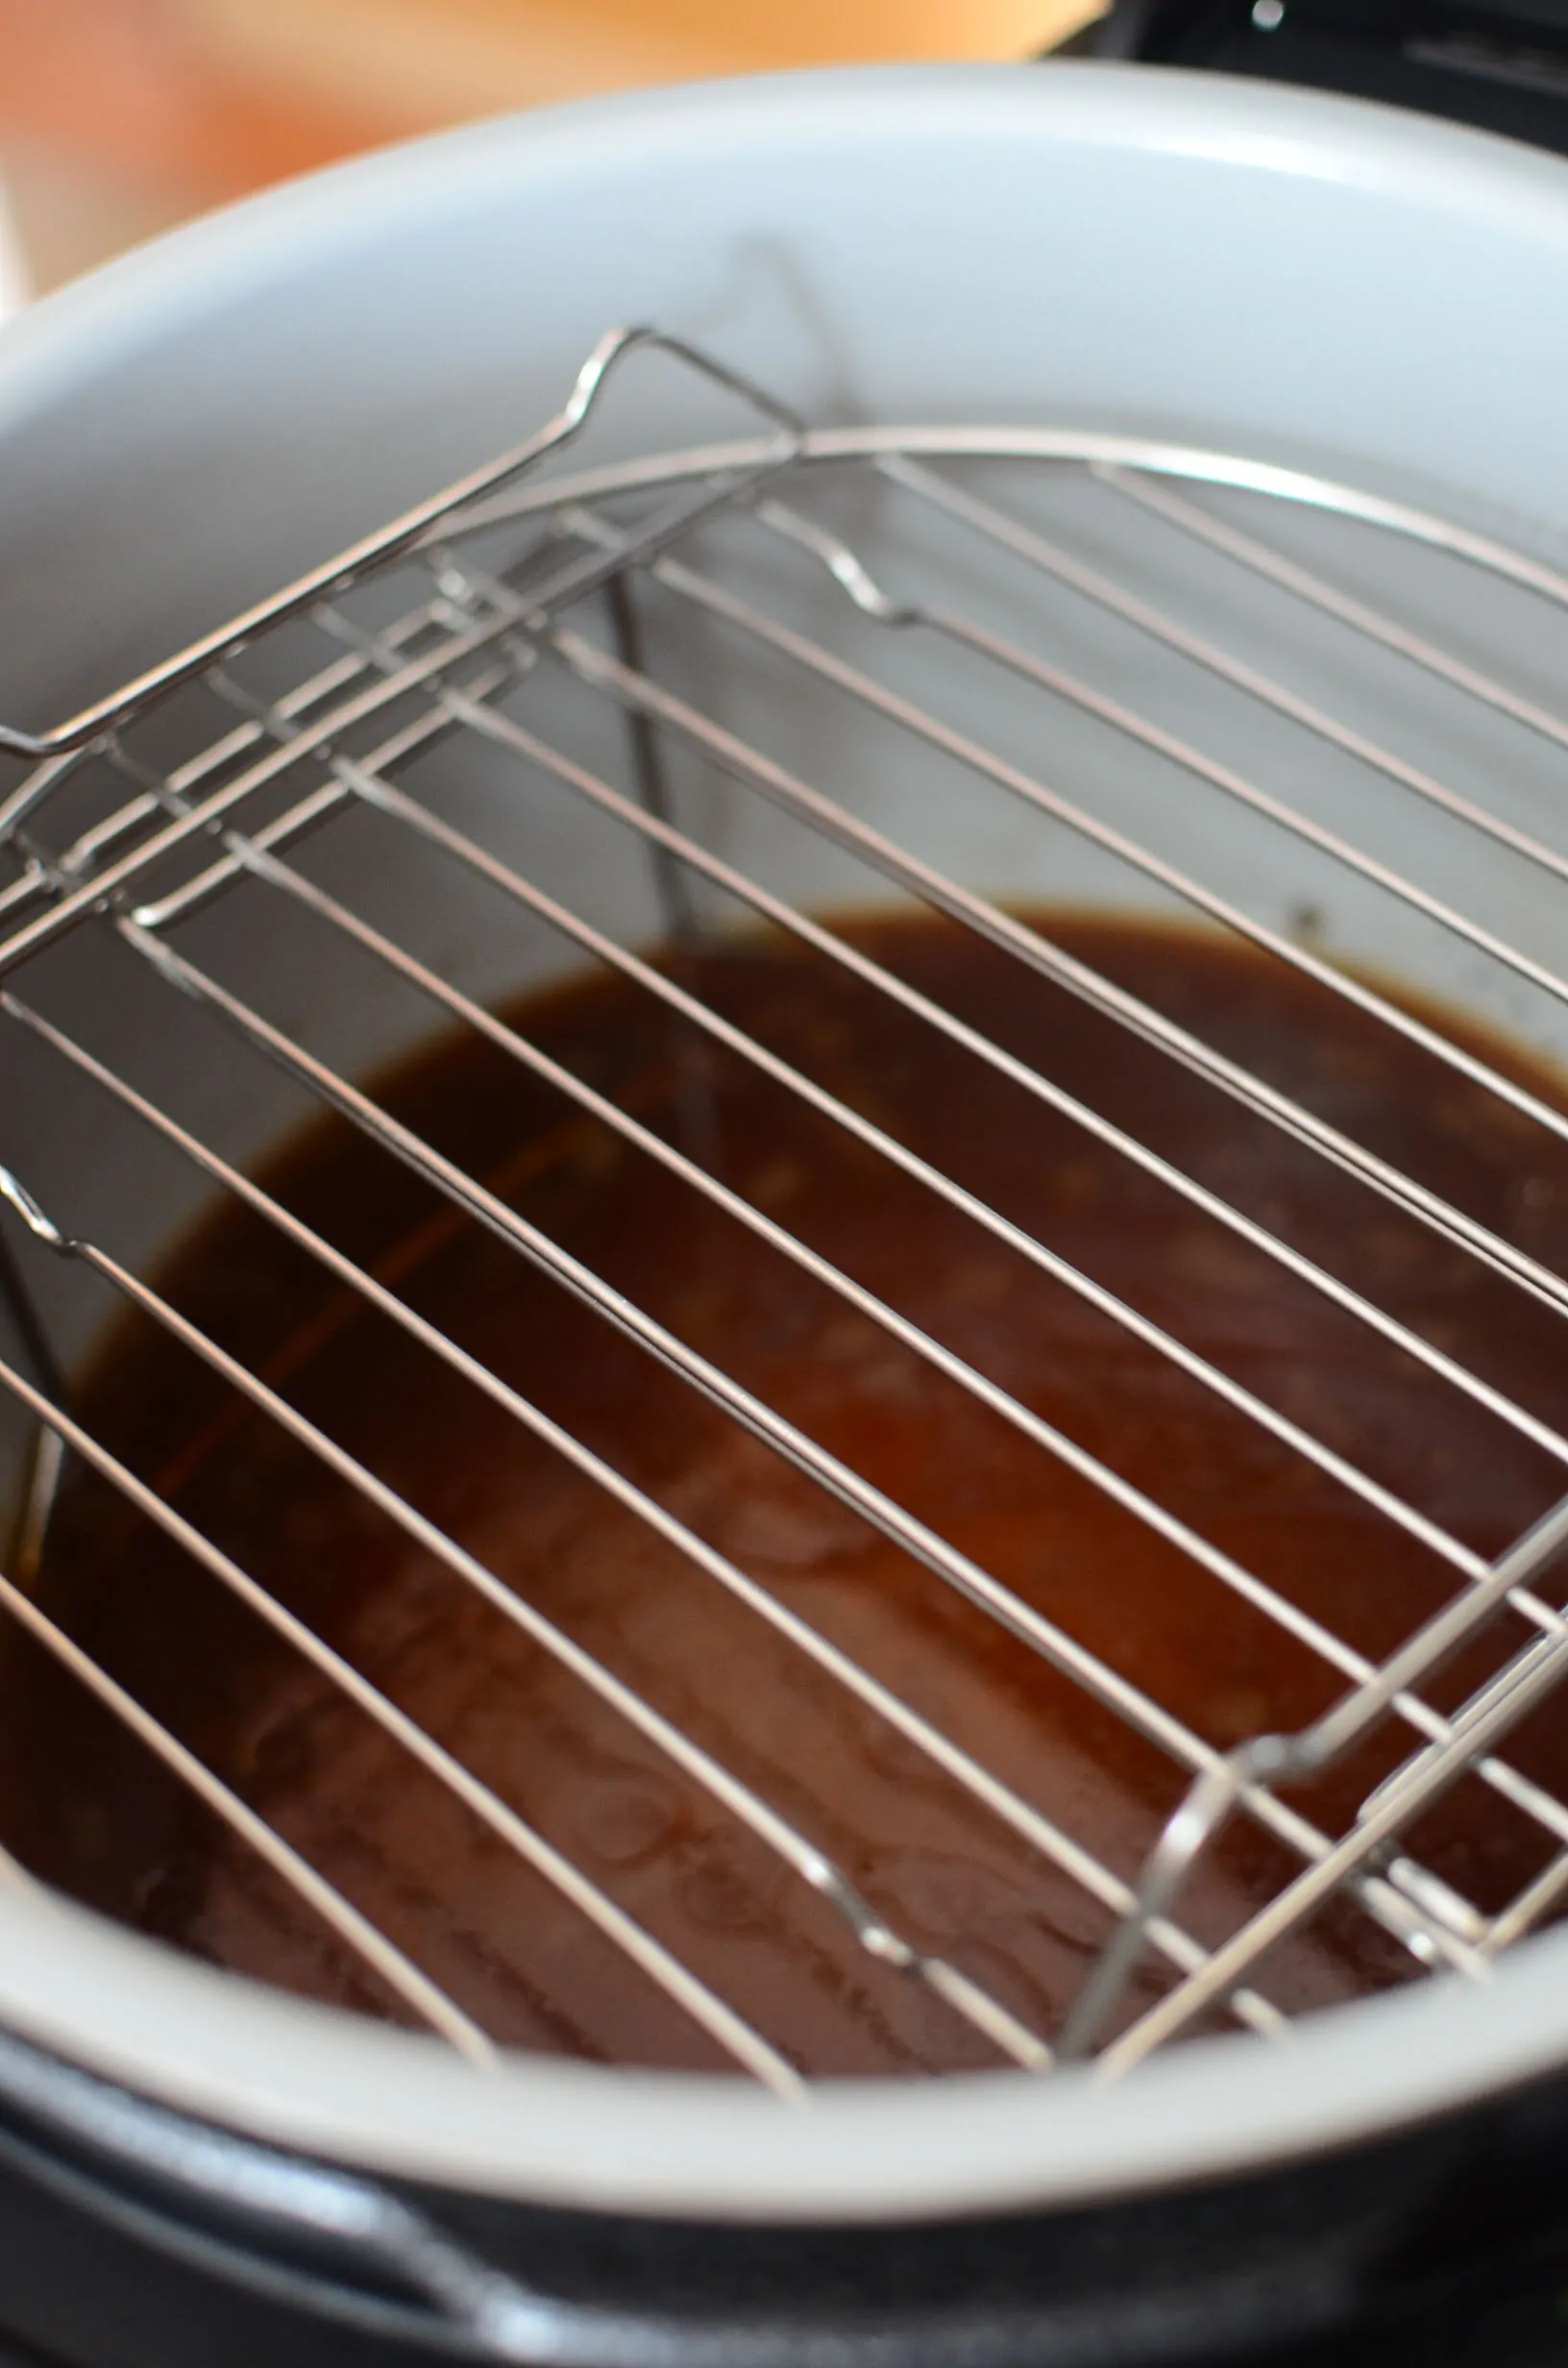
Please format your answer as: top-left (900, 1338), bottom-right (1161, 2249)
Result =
top-left (1, 61), bottom-right (1568, 2244)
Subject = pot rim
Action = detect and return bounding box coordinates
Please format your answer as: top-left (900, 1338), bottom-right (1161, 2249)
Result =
top-left (3, 1877), bottom-right (1568, 2221)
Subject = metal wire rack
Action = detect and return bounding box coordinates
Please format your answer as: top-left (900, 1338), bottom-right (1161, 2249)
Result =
top-left (2, 325), bottom-right (1568, 2088)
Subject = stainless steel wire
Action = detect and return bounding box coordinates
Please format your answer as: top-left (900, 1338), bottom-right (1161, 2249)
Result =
top-left (3, 329), bottom-right (1568, 2084)
top-left (109, 897), bottom-right (1497, 1967)
top-left (0, 1157), bottom-right (1053, 2077)
top-left (551, 545), bottom-right (1568, 1327)
top-left (0, 990), bottom-right (1286, 2042)
top-left (614, 530), bottom-right (1568, 1297)
top-left (0, 1341), bottom-right (805, 2095)
top-left (136, 660), bottom-right (1568, 1880)
top-left (0, 1562), bottom-right (500, 2063)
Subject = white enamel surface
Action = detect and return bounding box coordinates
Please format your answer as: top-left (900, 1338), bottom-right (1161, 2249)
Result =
top-left (1, 61), bottom-right (1568, 727)
top-left (0, 1880), bottom-right (1566, 2220)
top-left (3, 62), bottom-right (1568, 2217)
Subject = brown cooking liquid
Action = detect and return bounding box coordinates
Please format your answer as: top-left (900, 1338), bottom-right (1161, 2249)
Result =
top-left (8, 912), bottom-right (1568, 2075)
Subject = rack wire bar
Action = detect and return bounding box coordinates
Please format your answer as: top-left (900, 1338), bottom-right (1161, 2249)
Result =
top-left (540, 547), bottom-right (1568, 1329)
top-left (112, 594), bottom-right (1568, 1510)
top-left (109, 658), bottom-right (1568, 1881)
top-left (0, 1344), bottom-right (807, 2096)
top-left (0, 1155), bottom-right (1060, 2078)
top-left (0, 993), bottom-right (1285, 2043)
top-left (1091, 1517), bottom-right (1568, 2075)
top-left (1058, 1480), bottom-right (1568, 2065)
top-left (747, 494), bottom-right (1568, 1048)
top-left (0, 1565), bottom-right (498, 2062)
top-left (3, 329), bottom-right (1568, 2081)
top-left (882, 451), bottom-right (1568, 925)
top-left (1094, 461), bottom-right (1568, 761)
top-left (608, 531), bottom-right (1568, 1257)
top-left (97, 915), bottom-right (1511, 1963)
top-left (0, 328), bottom-right (804, 765)
top-left (240, 706), bottom-right (1568, 1869)
top-left (257, 621), bottom-right (1568, 1484)
top-left (116, 724), bottom-right (1563, 1979)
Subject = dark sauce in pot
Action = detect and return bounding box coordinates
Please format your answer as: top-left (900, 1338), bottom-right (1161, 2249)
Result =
top-left (7, 911), bottom-right (1568, 2075)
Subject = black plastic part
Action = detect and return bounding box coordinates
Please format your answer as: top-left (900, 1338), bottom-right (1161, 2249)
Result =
top-left (0, 2335), bottom-right (54, 2368)
top-left (6, 2029), bottom-right (1568, 2364)
top-left (1084, 0), bottom-right (1568, 154)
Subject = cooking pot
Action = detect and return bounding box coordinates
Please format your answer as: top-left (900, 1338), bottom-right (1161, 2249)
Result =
top-left (3, 55), bottom-right (1568, 2367)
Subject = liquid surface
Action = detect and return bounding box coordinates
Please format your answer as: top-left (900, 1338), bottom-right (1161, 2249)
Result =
top-left (8, 913), bottom-right (1568, 2076)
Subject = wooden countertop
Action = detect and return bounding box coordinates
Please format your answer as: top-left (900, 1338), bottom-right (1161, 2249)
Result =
top-left (0, 0), bottom-right (1099, 293)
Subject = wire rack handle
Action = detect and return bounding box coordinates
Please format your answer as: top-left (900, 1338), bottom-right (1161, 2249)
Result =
top-left (0, 326), bottom-right (804, 765)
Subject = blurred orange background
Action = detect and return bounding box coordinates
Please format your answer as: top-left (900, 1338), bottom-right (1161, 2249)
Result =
top-left (0, 0), bottom-right (1100, 296)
